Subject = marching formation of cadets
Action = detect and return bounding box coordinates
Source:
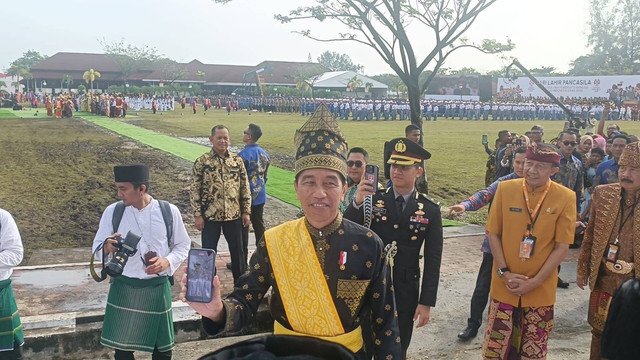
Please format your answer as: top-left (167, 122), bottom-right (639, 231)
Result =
top-left (11, 90), bottom-right (640, 122)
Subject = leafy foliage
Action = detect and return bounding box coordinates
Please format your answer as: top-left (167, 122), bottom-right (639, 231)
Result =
top-left (7, 50), bottom-right (48, 92)
top-left (317, 51), bottom-right (364, 72)
top-left (83, 69), bottom-right (101, 90)
top-left (569, 0), bottom-right (640, 74)
top-left (271, 0), bottom-right (512, 128)
top-left (100, 38), bottom-right (162, 82)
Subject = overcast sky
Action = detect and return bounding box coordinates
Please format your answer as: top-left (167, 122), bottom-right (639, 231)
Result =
top-left (2, 0), bottom-right (590, 76)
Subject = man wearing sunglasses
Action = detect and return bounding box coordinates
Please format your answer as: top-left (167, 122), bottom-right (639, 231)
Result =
top-left (553, 131), bottom-right (584, 213)
top-left (339, 147), bottom-right (369, 213)
top-left (552, 131), bottom-right (584, 287)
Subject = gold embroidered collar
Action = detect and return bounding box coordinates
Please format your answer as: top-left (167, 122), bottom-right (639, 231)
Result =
top-left (305, 213), bottom-right (343, 240)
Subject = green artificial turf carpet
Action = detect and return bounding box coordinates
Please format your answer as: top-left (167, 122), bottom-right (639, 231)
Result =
top-left (78, 114), bottom-right (301, 207)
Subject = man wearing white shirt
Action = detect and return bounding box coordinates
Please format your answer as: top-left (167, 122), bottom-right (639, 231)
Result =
top-left (93, 164), bottom-right (190, 360)
top-left (0, 208), bottom-right (24, 360)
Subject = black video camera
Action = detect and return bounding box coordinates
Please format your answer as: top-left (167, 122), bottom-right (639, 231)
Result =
top-left (104, 231), bottom-right (142, 277)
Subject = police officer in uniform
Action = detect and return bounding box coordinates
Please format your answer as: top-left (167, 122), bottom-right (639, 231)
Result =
top-left (344, 138), bottom-right (443, 357)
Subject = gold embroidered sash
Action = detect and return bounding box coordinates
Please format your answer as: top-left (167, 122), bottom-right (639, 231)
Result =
top-left (265, 218), bottom-right (344, 337)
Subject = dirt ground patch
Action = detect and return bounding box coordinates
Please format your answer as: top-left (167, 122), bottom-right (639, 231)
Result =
top-left (0, 119), bottom-right (299, 262)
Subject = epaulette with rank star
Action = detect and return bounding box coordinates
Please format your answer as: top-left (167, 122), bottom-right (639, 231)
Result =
top-left (416, 192), bottom-right (440, 207)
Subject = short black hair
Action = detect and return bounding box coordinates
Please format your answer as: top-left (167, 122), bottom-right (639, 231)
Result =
top-left (558, 131), bottom-right (577, 141)
top-left (211, 124), bottom-right (228, 135)
top-left (405, 124), bottom-right (420, 135)
top-left (613, 134), bottom-right (631, 144)
top-left (247, 123), bottom-right (263, 141)
top-left (601, 279), bottom-right (640, 359)
top-left (531, 125), bottom-right (544, 132)
top-left (131, 181), bottom-right (150, 192)
top-left (514, 146), bottom-right (528, 155)
top-left (591, 147), bottom-right (605, 157)
top-left (498, 130), bottom-right (510, 137)
top-left (347, 147), bottom-right (369, 161)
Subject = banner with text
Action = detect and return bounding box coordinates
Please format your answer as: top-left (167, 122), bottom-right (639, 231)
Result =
top-left (496, 75), bottom-right (640, 99)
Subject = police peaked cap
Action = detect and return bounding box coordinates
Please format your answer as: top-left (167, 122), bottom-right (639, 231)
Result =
top-left (386, 138), bottom-right (431, 165)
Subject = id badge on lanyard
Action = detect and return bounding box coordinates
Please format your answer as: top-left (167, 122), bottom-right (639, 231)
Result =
top-left (520, 181), bottom-right (550, 260)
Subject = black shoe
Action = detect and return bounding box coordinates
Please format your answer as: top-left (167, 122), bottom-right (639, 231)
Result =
top-left (457, 326), bottom-right (478, 341)
top-left (226, 262), bottom-right (233, 270)
top-left (557, 278), bottom-right (570, 289)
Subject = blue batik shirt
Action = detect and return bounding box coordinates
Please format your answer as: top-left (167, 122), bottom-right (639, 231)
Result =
top-left (238, 144), bottom-right (270, 206)
top-left (460, 172), bottom-right (520, 254)
top-left (552, 153), bottom-right (584, 211)
top-left (595, 159), bottom-right (619, 186)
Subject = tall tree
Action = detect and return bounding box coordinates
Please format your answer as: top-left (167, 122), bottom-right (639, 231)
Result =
top-left (62, 74), bottom-right (74, 92)
top-left (213, 1), bottom-right (511, 127)
top-left (346, 75), bottom-right (363, 92)
top-left (83, 69), bottom-right (101, 91)
top-left (100, 39), bottom-right (161, 90)
top-left (317, 51), bottom-right (364, 72)
top-left (270, 0), bottom-right (512, 128)
top-left (571, 0), bottom-right (640, 74)
top-left (155, 58), bottom-right (189, 96)
top-left (7, 50), bottom-right (48, 93)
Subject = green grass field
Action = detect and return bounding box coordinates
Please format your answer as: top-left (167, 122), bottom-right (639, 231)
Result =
top-left (6, 106), bottom-right (640, 225)
top-left (120, 107), bottom-right (640, 223)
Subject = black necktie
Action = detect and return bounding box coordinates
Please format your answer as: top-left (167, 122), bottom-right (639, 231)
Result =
top-left (396, 195), bottom-right (404, 218)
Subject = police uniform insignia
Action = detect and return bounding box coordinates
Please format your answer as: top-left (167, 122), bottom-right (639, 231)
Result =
top-left (376, 200), bottom-right (385, 208)
top-left (417, 203), bottom-right (423, 210)
top-left (394, 140), bottom-right (407, 153)
top-left (415, 210), bottom-right (425, 216)
top-left (411, 236), bottom-right (417, 241)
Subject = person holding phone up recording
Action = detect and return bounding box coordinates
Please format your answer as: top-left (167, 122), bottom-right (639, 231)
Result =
top-left (182, 105), bottom-right (402, 360)
top-left (344, 137), bottom-right (443, 358)
top-left (92, 164), bottom-right (190, 360)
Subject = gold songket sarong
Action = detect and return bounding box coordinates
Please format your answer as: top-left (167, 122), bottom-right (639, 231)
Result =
top-left (265, 218), bottom-right (363, 352)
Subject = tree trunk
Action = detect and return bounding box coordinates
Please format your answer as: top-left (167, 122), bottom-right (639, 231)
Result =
top-left (406, 80), bottom-right (429, 194)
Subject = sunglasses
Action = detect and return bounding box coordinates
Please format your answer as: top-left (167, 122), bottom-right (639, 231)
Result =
top-left (347, 160), bottom-right (363, 168)
top-left (562, 141), bottom-right (577, 147)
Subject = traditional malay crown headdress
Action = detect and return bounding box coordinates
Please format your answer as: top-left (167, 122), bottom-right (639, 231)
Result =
top-left (294, 104), bottom-right (349, 179)
top-left (525, 143), bottom-right (561, 165)
top-left (619, 141), bottom-right (640, 168)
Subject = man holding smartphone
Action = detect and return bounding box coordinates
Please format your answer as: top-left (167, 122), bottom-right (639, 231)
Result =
top-left (339, 147), bottom-right (369, 213)
top-left (345, 137), bottom-right (443, 358)
top-left (93, 164), bottom-right (190, 360)
top-left (182, 105), bottom-right (402, 360)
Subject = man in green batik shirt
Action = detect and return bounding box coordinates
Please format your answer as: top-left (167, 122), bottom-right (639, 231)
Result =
top-left (340, 147), bottom-right (370, 213)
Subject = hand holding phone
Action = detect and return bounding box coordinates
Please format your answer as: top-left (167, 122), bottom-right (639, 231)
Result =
top-left (481, 134), bottom-right (488, 145)
top-left (186, 248), bottom-right (216, 303)
top-left (364, 164), bottom-right (379, 189)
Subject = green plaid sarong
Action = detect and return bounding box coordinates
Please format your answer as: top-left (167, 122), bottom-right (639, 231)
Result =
top-left (0, 279), bottom-right (23, 352)
top-left (101, 276), bottom-right (174, 353)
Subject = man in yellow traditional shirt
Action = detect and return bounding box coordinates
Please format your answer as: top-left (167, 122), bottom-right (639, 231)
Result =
top-left (483, 143), bottom-right (576, 359)
top-left (181, 104), bottom-right (402, 360)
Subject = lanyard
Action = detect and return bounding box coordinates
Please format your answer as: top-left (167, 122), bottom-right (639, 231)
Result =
top-left (618, 192), bottom-right (640, 236)
top-left (522, 180), bottom-right (551, 235)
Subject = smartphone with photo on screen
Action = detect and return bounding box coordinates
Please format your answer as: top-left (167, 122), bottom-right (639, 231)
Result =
top-left (365, 164), bottom-right (379, 188)
top-left (186, 248), bottom-right (216, 303)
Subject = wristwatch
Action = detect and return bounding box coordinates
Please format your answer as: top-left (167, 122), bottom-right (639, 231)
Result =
top-left (497, 267), bottom-right (510, 277)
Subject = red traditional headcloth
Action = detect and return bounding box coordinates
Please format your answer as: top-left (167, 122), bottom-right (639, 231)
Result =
top-left (525, 143), bottom-right (561, 165)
